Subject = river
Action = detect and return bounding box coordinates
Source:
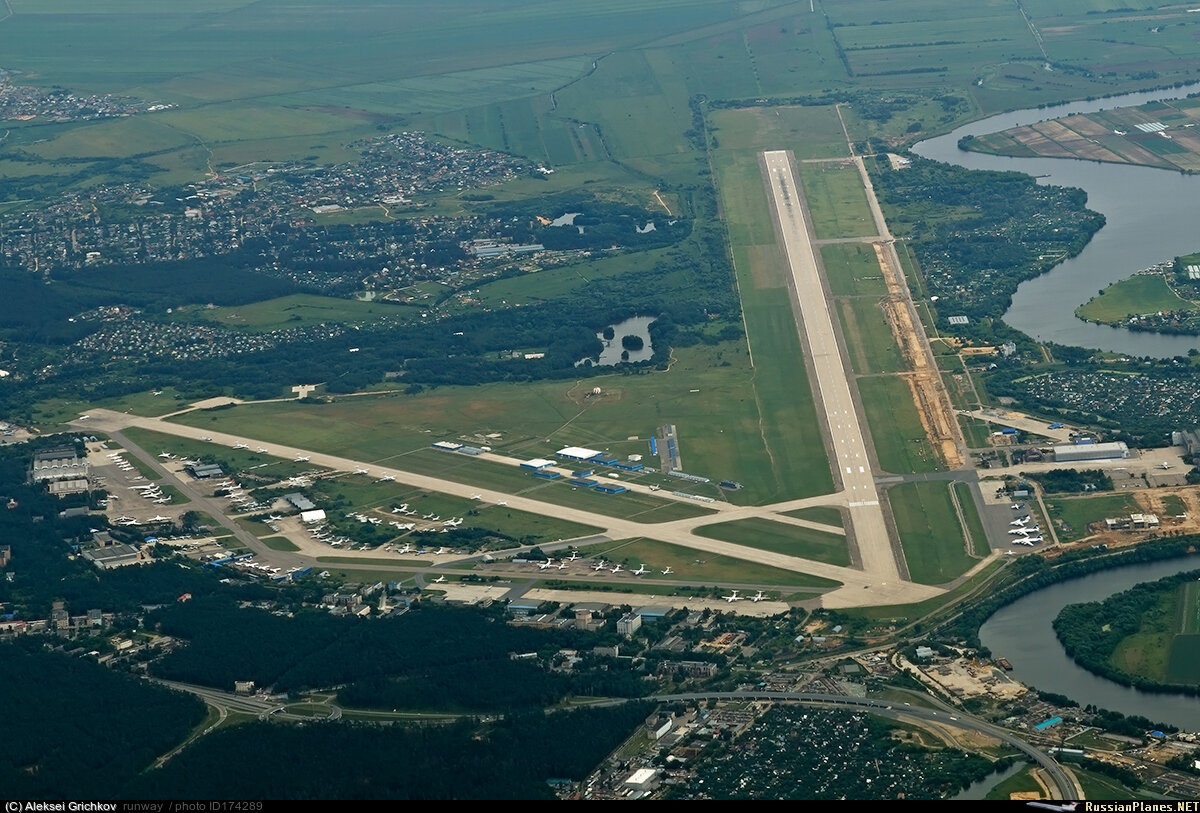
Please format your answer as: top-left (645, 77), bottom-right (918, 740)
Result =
top-left (979, 555), bottom-right (1200, 729)
top-left (912, 83), bottom-right (1200, 358)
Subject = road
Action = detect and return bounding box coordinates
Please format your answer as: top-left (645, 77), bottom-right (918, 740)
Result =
top-left (760, 150), bottom-right (902, 586)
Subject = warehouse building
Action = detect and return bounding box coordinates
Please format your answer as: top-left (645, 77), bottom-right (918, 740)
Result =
top-left (1053, 441), bottom-right (1129, 463)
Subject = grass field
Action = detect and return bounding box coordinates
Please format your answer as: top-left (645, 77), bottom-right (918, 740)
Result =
top-left (1042, 492), bottom-right (1140, 542)
top-left (858, 377), bottom-right (941, 474)
top-left (168, 294), bottom-right (418, 333)
top-left (889, 481), bottom-right (979, 585)
top-left (1077, 275), bottom-right (1195, 324)
top-left (262, 536), bottom-right (299, 552)
top-left (821, 243), bottom-right (889, 297)
top-left (568, 537), bottom-right (840, 589)
top-left (796, 162), bottom-right (875, 240)
top-left (782, 506), bottom-right (844, 528)
top-left (838, 297), bottom-right (904, 375)
top-left (953, 481), bottom-right (990, 557)
top-left (694, 517), bottom-right (850, 567)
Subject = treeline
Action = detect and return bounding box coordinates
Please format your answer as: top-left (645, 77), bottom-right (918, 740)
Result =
top-left (1054, 569), bottom-right (1200, 695)
top-left (150, 597), bottom-right (646, 709)
top-left (481, 194), bottom-right (690, 252)
top-left (132, 702), bottom-right (655, 799)
top-left (0, 643), bottom-right (206, 799)
top-left (1025, 468), bottom-right (1113, 494)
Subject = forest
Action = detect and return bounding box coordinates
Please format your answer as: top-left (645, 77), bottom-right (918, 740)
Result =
top-left (150, 596), bottom-right (647, 710)
top-left (0, 643), bottom-right (206, 799)
top-left (131, 702), bottom-right (655, 799)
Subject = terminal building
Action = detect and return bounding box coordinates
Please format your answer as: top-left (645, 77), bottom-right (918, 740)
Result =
top-left (1053, 441), bottom-right (1129, 463)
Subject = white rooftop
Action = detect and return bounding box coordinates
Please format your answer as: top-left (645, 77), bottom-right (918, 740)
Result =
top-left (557, 446), bottom-right (602, 459)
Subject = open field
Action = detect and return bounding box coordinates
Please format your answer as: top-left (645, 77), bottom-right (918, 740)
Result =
top-left (1042, 492), bottom-right (1140, 543)
top-left (889, 481), bottom-right (979, 585)
top-left (796, 162), bottom-right (875, 240)
top-left (858, 377), bottom-right (941, 474)
top-left (783, 506), bottom-right (844, 528)
top-left (1076, 274), bottom-right (1195, 324)
top-left (168, 295), bottom-right (418, 333)
top-left (838, 297), bottom-right (905, 375)
top-left (821, 243), bottom-right (889, 297)
top-left (164, 339), bottom-right (830, 507)
top-left (694, 518), bottom-right (850, 567)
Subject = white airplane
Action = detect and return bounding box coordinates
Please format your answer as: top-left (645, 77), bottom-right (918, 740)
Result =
top-left (1009, 529), bottom-right (1030, 536)
top-left (750, 591), bottom-right (766, 602)
top-left (661, 567), bottom-right (673, 576)
top-left (158, 452), bottom-right (172, 459)
top-left (377, 474), bottom-right (395, 482)
top-left (295, 455), bottom-right (310, 462)
top-left (119, 519), bottom-right (141, 526)
top-left (556, 562), bottom-right (568, 570)
top-left (130, 484), bottom-right (158, 490)
top-left (1010, 517), bottom-right (1031, 526)
top-left (201, 437), bottom-right (212, 442)
top-left (497, 501), bottom-right (507, 506)
top-left (1159, 461), bottom-right (1174, 469)
top-left (435, 547), bottom-right (447, 555)
top-left (631, 564), bottom-right (649, 576)
top-left (114, 515), bottom-right (134, 523)
top-left (153, 498), bottom-right (172, 504)
top-left (538, 559), bottom-right (556, 570)
top-left (355, 467), bottom-right (369, 475)
top-left (442, 518), bottom-right (462, 527)
top-left (1005, 550), bottom-right (1017, 556)
top-left (79, 415), bottom-right (89, 420)
top-left (268, 515), bottom-right (282, 522)
top-left (431, 575), bottom-right (446, 584)
top-left (1011, 504), bottom-right (1023, 510)
top-left (470, 494), bottom-right (482, 500)
top-left (398, 544), bottom-right (413, 554)
top-left (592, 561), bottom-right (608, 572)
top-left (256, 448), bottom-right (268, 454)
top-left (722, 590), bottom-right (742, 603)
top-left (233, 442), bottom-right (248, 449)
top-left (566, 552), bottom-right (580, 561)
top-left (150, 515), bottom-right (169, 523)
top-left (610, 564), bottom-right (623, 574)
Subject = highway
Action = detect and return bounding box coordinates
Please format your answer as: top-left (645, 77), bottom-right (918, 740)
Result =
top-left (760, 150), bottom-right (902, 586)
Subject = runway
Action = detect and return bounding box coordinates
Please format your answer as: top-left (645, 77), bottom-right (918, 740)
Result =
top-left (760, 150), bottom-right (902, 586)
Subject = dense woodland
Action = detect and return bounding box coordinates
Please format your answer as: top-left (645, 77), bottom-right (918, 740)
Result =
top-left (150, 596), bottom-right (648, 709)
top-left (0, 644), bottom-right (206, 799)
top-left (131, 702), bottom-right (655, 799)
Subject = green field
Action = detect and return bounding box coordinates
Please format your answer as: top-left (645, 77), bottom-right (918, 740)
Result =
top-left (782, 506), bottom-right (844, 529)
top-left (821, 243), bottom-right (889, 297)
top-left (1043, 493), bottom-right (1140, 542)
top-left (1162, 494), bottom-right (1187, 517)
top-left (569, 537), bottom-right (840, 589)
top-left (262, 536), bottom-right (299, 552)
top-left (796, 162), bottom-right (875, 240)
top-left (169, 294), bottom-right (418, 333)
top-left (838, 297), bottom-right (904, 375)
top-left (889, 481), bottom-right (979, 585)
top-left (694, 517), bottom-right (850, 567)
top-left (1077, 274), bottom-right (1195, 324)
top-left (858, 377), bottom-right (941, 474)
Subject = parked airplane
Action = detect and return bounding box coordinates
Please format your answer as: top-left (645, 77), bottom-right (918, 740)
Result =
top-left (432, 575), bottom-right (447, 584)
top-left (295, 455), bottom-right (310, 462)
top-left (256, 448), bottom-right (269, 454)
top-left (556, 562), bottom-right (568, 570)
top-left (592, 561), bottom-right (608, 572)
top-left (201, 437), bottom-right (212, 442)
top-left (470, 494), bottom-right (482, 500)
top-left (497, 501), bottom-right (507, 506)
top-left (233, 442), bottom-right (248, 449)
top-left (1160, 461), bottom-right (1174, 469)
top-left (538, 559), bottom-right (556, 570)
top-left (631, 564), bottom-right (649, 576)
top-left (610, 564), bottom-right (623, 574)
top-left (661, 567), bottom-right (673, 576)
top-left (152, 498), bottom-right (172, 504)
top-left (149, 515), bottom-right (169, 523)
top-left (355, 468), bottom-right (369, 475)
top-left (377, 474), bottom-right (395, 482)
top-left (398, 544), bottom-right (413, 554)
top-left (566, 551), bottom-right (580, 561)
top-left (158, 452), bottom-right (172, 459)
top-left (268, 515), bottom-right (282, 522)
top-left (722, 590), bottom-right (742, 603)
top-left (114, 516), bottom-right (134, 523)
top-left (751, 591), bottom-right (766, 602)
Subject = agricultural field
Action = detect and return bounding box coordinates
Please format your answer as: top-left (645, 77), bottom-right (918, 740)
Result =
top-left (694, 517), bottom-right (850, 567)
top-left (888, 481), bottom-right (981, 585)
top-left (964, 97), bottom-right (1200, 173)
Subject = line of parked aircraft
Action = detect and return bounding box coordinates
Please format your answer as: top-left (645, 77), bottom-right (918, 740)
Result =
top-left (721, 590), bottom-right (768, 603)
